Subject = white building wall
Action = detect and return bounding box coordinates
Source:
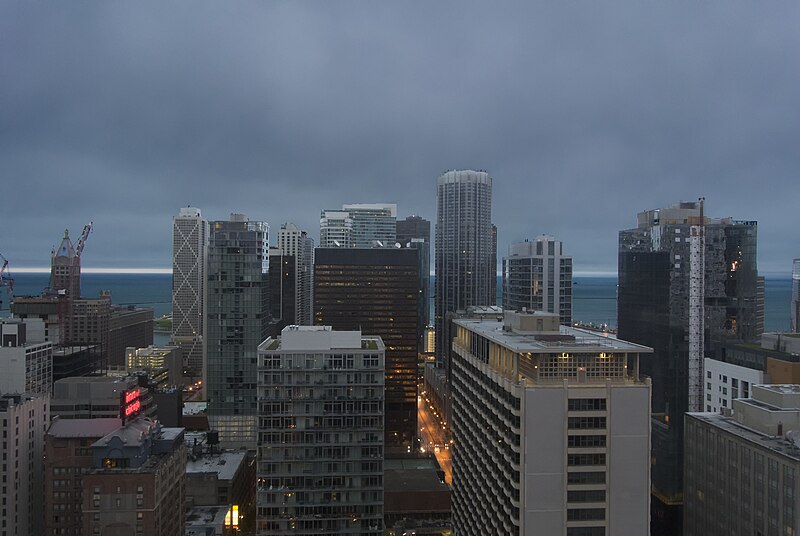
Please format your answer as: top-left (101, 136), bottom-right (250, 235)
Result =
top-left (704, 357), bottom-right (763, 413)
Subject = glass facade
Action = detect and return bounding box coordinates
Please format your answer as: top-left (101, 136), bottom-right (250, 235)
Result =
top-left (205, 216), bottom-right (269, 448)
top-left (314, 247), bottom-right (420, 451)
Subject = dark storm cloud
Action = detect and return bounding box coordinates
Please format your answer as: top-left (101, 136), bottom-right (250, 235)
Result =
top-left (1, 2), bottom-right (798, 274)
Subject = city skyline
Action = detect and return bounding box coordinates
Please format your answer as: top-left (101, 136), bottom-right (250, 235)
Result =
top-left (2, 4), bottom-right (799, 275)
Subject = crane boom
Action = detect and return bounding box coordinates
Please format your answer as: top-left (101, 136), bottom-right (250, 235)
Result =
top-left (75, 221), bottom-right (93, 257)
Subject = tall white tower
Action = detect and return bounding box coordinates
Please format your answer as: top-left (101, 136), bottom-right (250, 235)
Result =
top-left (170, 207), bottom-right (207, 375)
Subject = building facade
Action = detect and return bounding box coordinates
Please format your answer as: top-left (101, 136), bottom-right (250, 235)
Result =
top-left (256, 326), bottom-right (385, 535)
top-left (0, 394), bottom-right (48, 536)
top-left (44, 418), bottom-right (123, 536)
top-left (618, 201), bottom-right (762, 530)
top-left (397, 215), bottom-right (431, 329)
top-left (314, 247), bottom-right (420, 450)
top-left (171, 207), bottom-right (208, 375)
top-left (205, 213), bottom-right (269, 448)
top-left (341, 203), bottom-right (397, 247)
top-left (684, 385), bottom-right (800, 535)
top-left (51, 376), bottom-right (156, 420)
top-left (0, 318), bottom-right (53, 395)
top-left (108, 306), bottom-right (154, 369)
top-left (276, 223), bottom-right (314, 325)
top-left (435, 170), bottom-right (494, 365)
top-left (81, 418), bottom-right (186, 536)
top-left (793, 259), bottom-right (800, 333)
top-left (503, 235), bottom-right (573, 325)
top-left (450, 311), bottom-right (652, 535)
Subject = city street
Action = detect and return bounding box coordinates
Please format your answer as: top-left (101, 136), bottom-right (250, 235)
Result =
top-left (418, 394), bottom-right (452, 484)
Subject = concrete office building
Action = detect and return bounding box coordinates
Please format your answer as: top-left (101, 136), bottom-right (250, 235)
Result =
top-left (0, 394), bottom-right (49, 536)
top-left (503, 235), bottom-right (573, 325)
top-left (205, 214), bottom-right (269, 448)
top-left (684, 385), bottom-right (800, 535)
top-left (319, 210), bottom-right (353, 247)
top-left (171, 207), bottom-right (208, 374)
top-left (703, 333), bottom-right (800, 414)
top-left (276, 223), bottom-right (314, 325)
top-left (81, 418), bottom-right (186, 536)
top-left (44, 417), bottom-right (123, 536)
top-left (51, 376), bottom-right (156, 420)
top-left (315, 247), bottom-right (420, 450)
top-left (618, 201), bottom-right (762, 531)
top-left (257, 326), bottom-right (385, 535)
top-left (126, 345), bottom-right (182, 385)
top-left (0, 318), bottom-right (53, 396)
top-left (450, 311), bottom-right (652, 535)
top-left (435, 170), bottom-right (494, 367)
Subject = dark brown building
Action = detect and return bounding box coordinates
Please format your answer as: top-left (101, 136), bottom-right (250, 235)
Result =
top-left (81, 418), bottom-right (186, 536)
top-left (45, 417), bottom-right (123, 536)
top-left (314, 247), bottom-right (420, 451)
top-left (109, 306), bottom-right (154, 369)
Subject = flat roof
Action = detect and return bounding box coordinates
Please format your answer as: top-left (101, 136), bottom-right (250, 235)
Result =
top-left (758, 384), bottom-right (800, 395)
top-left (48, 418), bottom-right (122, 438)
top-left (453, 318), bottom-right (653, 354)
top-left (186, 451), bottom-right (246, 481)
top-left (688, 412), bottom-right (800, 462)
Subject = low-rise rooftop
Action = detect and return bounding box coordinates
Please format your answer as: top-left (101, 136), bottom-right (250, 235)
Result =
top-left (186, 451), bottom-right (246, 481)
top-left (48, 417), bottom-right (122, 438)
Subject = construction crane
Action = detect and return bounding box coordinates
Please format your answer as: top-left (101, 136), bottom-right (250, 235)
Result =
top-left (0, 251), bottom-right (14, 309)
top-left (75, 221), bottom-right (93, 258)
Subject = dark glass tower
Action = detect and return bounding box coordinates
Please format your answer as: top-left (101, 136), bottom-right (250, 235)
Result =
top-left (618, 201), bottom-right (761, 534)
top-left (205, 213), bottom-right (269, 449)
top-left (314, 247), bottom-right (420, 451)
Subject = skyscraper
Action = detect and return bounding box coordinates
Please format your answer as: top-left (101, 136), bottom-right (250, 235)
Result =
top-left (618, 200), bottom-right (761, 533)
top-left (435, 170), bottom-right (494, 365)
top-left (397, 215), bottom-right (431, 327)
top-left (205, 213), bottom-right (269, 448)
top-left (257, 326), bottom-right (385, 535)
top-left (319, 204), bottom-right (397, 248)
top-left (171, 207), bottom-right (208, 375)
top-left (792, 259), bottom-right (800, 333)
top-left (277, 223), bottom-right (314, 325)
top-left (314, 247), bottom-right (420, 450)
top-left (450, 311), bottom-right (652, 535)
top-left (503, 235), bottom-right (573, 325)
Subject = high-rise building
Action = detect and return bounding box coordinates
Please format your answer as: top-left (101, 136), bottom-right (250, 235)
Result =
top-left (397, 215), bottom-right (431, 327)
top-left (268, 247), bottom-right (295, 327)
top-left (793, 259), bottom-right (800, 333)
top-left (108, 305), bottom-right (154, 368)
top-left (50, 228), bottom-right (84, 299)
top-left (320, 204), bottom-right (397, 248)
top-left (205, 213), bottom-right (269, 448)
top-left (81, 418), bottom-right (187, 536)
top-left (396, 215), bottom-right (430, 247)
top-left (684, 385), bottom-right (800, 535)
top-left (44, 417), bottom-right (122, 536)
top-left (503, 235), bottom-right (573, 325)
top-left (314, 247), bottom-right (420, 450)
top-left (319, 210), bottom-right (352, 248)
top-left (342, 203), bottom-right (397, 247)
top-left (276, 223), bottom-right (314, 325)
top-left (435, 170), bottom-right (494, 366)
top-left (450, 311), bottom-right (652, 535)
top-left (618, 201), bottom-right (762, 532)
top-left (257, 326), bottom-right (385, 535)
top-left (0, 393), bottom-right (49, 536)
top-left (0, 318), bottom-right (53, 395)
top-left (171, 207), bottom-right (208, 375)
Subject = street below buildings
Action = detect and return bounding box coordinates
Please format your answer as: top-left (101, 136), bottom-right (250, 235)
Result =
top-left (418, 394), bottom-right (452, 485)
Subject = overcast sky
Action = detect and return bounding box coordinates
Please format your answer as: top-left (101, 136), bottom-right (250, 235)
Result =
top-left (2, 3), bottom-right (798, 275)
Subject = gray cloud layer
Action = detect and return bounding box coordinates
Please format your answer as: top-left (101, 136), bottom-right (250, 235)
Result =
top-left (2, 2), bottom-right (798, 274)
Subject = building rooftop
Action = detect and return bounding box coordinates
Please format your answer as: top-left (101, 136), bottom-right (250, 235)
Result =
top-left (453, 316), bottom-right (652, 354)
top-left (48, 417), bottom-right (122, 438)
top-left (92, 417), bottom-right (158, 448)
top-left (186, 451), bottom-right (246, 481)
top-left (186, 505), bottom-right (229, 535)
top-left (688, 411), bottom-right (800, 462)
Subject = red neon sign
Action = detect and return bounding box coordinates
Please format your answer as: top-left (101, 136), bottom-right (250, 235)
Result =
top-left (120, 388), bottom-right (142, 420)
